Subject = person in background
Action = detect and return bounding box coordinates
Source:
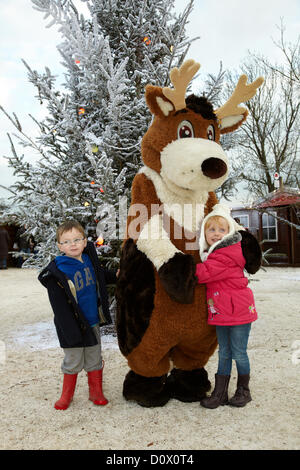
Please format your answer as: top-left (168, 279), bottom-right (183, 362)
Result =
top-left (0, 226), bottom-right (10, 269)
top-left (15, 225), bottom-right (30, 267)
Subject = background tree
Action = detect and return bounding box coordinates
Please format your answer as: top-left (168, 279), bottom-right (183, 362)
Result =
top-left (258, 21), bottom-right (300, 88)
top-left (1, 0), bottom-right (197, 269)
top-left (225, 53), bottom-right (300, 198)
top-left (253, 23), bottom-right (300, 191)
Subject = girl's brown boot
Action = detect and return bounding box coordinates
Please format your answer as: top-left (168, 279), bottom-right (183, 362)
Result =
top-left (228, 374), bottom-right (252, 407)
top-left (200, 374), bottom-right (230, 409)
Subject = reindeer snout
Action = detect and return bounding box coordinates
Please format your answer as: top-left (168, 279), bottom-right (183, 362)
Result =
top-left (201, 158), bottom-right (227, 179)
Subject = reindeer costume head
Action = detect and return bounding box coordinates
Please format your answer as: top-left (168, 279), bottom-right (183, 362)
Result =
top-left (116, 60), bottom-right (263, 407)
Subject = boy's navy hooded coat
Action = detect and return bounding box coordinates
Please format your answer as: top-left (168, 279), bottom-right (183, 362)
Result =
top-left (38, 241), bottom-right (116, 348)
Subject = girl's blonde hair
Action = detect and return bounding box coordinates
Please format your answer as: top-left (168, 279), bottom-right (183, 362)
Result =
top-left (205, 215), bottom-right (229, 230)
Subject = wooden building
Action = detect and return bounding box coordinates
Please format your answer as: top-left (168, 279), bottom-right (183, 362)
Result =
top-left (231, 186), bottom-right (300, 267)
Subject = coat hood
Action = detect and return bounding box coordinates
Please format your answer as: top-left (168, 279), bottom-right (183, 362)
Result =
top-left (38, 259), bottom-right (62, 287)
top-left (199, 203), bottom-right (244, 261)
top-left (55, 254), bottom-right (86, 270)
top-left (38, 242), bottom-right (95, 287)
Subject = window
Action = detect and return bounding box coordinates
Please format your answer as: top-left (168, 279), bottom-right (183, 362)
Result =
top-left (262, 211), bottom-right (278, 241)
top-left (234, 214), bottom-right (249, 229)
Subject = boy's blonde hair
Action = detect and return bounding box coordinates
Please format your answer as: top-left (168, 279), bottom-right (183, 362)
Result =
top-left (56, 220), bottom-right (86, 242)
top-left (205, 215), bottom-right (229, 230)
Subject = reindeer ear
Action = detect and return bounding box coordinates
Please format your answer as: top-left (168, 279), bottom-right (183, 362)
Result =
top-left (145, 85), bottom-right (174, 117)
top-left (216, 75), bottom-right (264, 135)
top-left (219, 111), bottom-right (248, 134)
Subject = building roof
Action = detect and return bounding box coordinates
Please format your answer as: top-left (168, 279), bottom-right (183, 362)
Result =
top-left (253, 186), bottom-right (300, 208)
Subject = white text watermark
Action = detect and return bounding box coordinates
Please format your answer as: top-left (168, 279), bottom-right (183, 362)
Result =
top-left (95, 197), bottom-right (203, 249)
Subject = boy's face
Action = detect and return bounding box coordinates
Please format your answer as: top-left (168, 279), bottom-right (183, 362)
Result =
top-left (205, 218), bottom-right (229, 247)
top-left (57, 228), bottom-right (87, 261)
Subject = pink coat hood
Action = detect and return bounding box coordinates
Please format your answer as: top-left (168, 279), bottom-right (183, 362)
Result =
top-left (195, 235), bottom-right (258, 326)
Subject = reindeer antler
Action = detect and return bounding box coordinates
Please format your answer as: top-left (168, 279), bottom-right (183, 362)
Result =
top-left (215, 75), bottom-right (264, 120)
top-left (162, 59), bottom-right (201, 111)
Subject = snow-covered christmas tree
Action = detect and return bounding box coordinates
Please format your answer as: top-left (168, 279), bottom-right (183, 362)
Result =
top-left (1, 0), bottom-right (198, 269)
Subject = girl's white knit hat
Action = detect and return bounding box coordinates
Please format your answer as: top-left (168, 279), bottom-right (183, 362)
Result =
top-left (199, 203), bottom-right (244, 261)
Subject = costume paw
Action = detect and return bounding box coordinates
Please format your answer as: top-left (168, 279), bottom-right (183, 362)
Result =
top-left (123, 370), bottom-right (170, 407)
top-left (158, 253), bottom-right (196, 303)
top-left (166, 368), bottom-right (211, 402)
top-left (239, 230), bottom-right (262, 274)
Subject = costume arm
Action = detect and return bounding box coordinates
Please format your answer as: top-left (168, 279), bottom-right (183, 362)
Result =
top-left (136, 213), bottom-right (182, 270)
top-left (127, 173), bottom-right (181, 269)
top-left (239, 230), bottom-right (262, 274)
top-left (126, 172), bottom-right (195, 304)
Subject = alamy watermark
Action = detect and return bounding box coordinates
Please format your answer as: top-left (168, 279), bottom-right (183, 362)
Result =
top-left (95, 196), bottom-right (203, 249)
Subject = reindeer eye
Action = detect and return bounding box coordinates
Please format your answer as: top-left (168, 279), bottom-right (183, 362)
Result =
top-left (207, 125), bottom-right (215, 141)
top-left (177, 120), bottom-right (194, 139)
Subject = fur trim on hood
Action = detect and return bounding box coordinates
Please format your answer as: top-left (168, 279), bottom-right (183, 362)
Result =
top-left (199, 203), bottom-right (244, 261)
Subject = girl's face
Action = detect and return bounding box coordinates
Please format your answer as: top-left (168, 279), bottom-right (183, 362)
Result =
top-left (205, 218), bottom-right (229, 247)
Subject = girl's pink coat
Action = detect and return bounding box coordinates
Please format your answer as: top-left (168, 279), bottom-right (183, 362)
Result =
top-left (195, 241), bottom-right (257, 326)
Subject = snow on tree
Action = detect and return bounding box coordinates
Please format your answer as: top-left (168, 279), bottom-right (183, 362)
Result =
top-left (1, 0), bottom-right (197, 269)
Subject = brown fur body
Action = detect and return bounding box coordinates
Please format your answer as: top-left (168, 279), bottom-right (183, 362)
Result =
top-left (117, 174), bottom-right (218, 376)
top-left (115, 61), bottom-right (263, 406)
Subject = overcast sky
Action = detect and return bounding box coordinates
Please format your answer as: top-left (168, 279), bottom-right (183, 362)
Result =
top-left (0, 0), bottom-right (299, 199)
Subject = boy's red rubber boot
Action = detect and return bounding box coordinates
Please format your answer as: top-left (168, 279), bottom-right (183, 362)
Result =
top-left (87, 368), bottom-right (108, 406)
top-left (54, 373), bottom-right (78, 410)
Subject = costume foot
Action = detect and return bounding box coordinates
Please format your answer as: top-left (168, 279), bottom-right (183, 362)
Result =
top-left (166, 368), bottom-right (211, 402)
top-left (123, 370), bottom-right (170, 407)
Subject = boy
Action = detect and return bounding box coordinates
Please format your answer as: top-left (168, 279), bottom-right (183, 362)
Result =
top-left (38, 220), bottom-right (117, 410)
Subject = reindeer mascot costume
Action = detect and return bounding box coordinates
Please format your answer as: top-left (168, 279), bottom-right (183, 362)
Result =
top-left (116, 60), bottom-right (263, 407)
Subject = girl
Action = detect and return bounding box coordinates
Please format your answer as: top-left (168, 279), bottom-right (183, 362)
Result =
top-left (195, 204), bottom-right (259, 409)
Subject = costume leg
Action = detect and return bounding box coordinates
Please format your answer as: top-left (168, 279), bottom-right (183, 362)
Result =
top-left (166, 325), bottom-right (217, 402)
top-left (122, 309), bottom-right (175, 407)
top-left (124, 336), bottom-right (172, 407)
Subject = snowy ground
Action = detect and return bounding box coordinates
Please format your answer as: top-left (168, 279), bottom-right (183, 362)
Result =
top-left (0, 267), bottom-right (299, 450)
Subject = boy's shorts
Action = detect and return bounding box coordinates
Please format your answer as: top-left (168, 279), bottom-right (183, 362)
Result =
top-left (61, 324), bottom-right (102, 374)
